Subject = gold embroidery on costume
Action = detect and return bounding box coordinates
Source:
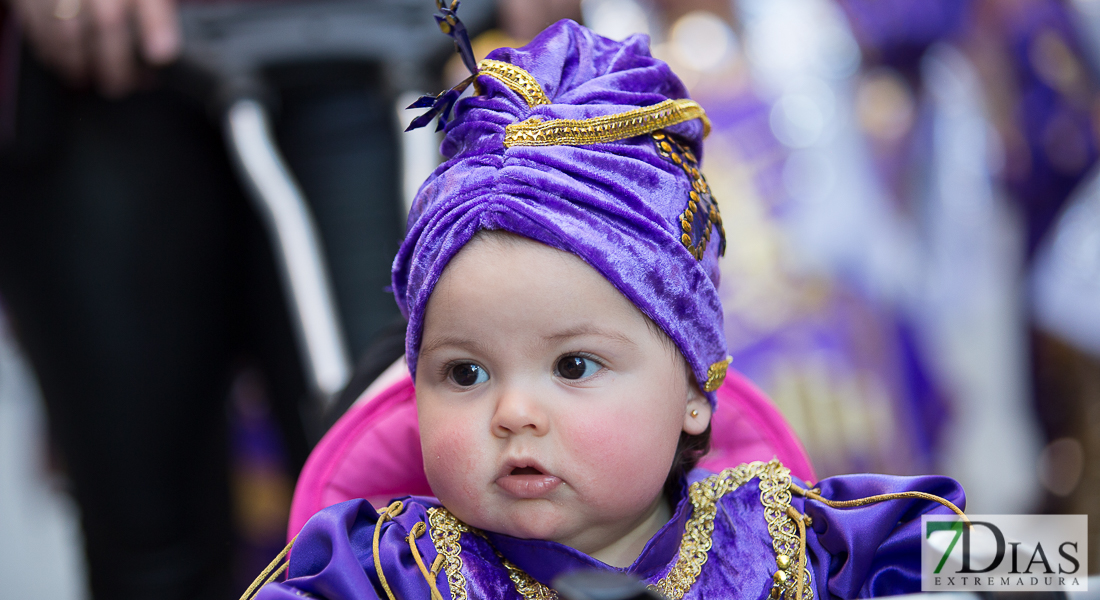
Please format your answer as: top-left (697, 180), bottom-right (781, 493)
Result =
top-left (651, 130), bottom-right (727, 262)
top-left (653, 461), bottom-right (813, 600)
top-left (428, 508), bottom-right (473, 600)
top-left (497, 555), bottom-right (559, 600)
top-left (650, 465), bottom-right (749, 599)
top-left (478, 59), bottom-right (551, 107)
top-left (429, 507), bottom-right (560, 600)
top-left (424, 460), bottom-right (811, 600)
top-left (704, 357), bottom-right (732, 392)
top-left (503, 99), bottom-right (711, 148)
top-left (757, 463), bottom-right (814, 600)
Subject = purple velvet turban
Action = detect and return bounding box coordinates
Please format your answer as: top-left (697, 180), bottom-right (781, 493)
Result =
top-left (392, 19), bottom-right (731, 400)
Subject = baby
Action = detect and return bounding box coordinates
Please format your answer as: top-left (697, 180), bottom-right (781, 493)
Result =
top-left (415, 230), bottom-right (711, 568)
top-left (249, 18), bottom-right (965, 600)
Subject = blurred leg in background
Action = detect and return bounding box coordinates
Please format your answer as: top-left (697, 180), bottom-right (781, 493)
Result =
top-left (0, 54), bottom-right (247, 599)
top-left (0, 47), bottom-right (407, 599)
top-left (273, 63), bottom-right (405, 365)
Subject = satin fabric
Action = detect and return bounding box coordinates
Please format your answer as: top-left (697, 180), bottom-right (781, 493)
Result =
top-left (254, 468), bottom-right (965, 600)
top-left (391, 20), bottom-right (727, 402)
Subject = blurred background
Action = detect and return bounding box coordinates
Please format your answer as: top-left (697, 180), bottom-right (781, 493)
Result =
top-left (1, 0), bottom-right (1099, 597)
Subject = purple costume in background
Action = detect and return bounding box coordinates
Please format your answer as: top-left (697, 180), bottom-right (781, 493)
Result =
top-left (253, 19), bottom-right (966, 600)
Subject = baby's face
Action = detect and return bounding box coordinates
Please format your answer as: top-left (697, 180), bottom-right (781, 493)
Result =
top-left (415, 234), bottom-right (710, 564)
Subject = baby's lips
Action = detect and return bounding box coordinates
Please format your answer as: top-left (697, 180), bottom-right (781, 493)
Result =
top-left (495, 457), bottom-right (564, 498)
top-left (495, 472), bottom-right (563, 499)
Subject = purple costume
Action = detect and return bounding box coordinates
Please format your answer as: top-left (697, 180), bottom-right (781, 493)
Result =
top-left (256, 463), bottom-right (964, 600)
top-left (252, 17), bottom-right (967, 600)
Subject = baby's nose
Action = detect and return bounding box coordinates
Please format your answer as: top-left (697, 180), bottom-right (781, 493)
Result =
top-left (490, 387), bottom-right (550, 437)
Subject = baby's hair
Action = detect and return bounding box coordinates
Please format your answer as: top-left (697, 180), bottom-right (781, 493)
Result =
top-left (666, 425), bottom-right (712, 498)
top-left (471, 228), bottom-right (713, 497)
top-left (640, 313), bottom-right (713, 494)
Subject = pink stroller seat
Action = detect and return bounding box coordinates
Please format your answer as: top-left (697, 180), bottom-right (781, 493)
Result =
top-left (287, 363), bottom-right (816, 541)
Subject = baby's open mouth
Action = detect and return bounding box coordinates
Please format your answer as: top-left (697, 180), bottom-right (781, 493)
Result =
top-left (497, 462), bottom-right (561, 498)
top-left (510, 466), bottom-right (543, 475)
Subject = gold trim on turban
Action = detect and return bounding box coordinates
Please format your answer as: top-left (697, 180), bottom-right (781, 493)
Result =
top-left (477, 59), bottom-right (551, 107)
top-left (503, 99), bottom-right (710, 147)
top-left (476, 60), bottom-right (711, 147)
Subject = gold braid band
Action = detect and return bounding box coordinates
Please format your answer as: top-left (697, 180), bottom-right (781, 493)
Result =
top-left (476, 60), bottom-right (710, 148)
top-left (504, 98), bottom-right (711, 148)
top-left (784, 506), bottom-right (812, 600)
top-left (478, 59), bottom-right (551, 107)
top-left (428, 508), bottom-right (474, 600)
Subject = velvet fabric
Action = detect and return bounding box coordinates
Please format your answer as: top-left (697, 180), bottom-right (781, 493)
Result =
top-left (391, 20), bottom-right (726, 400)
top-left (254, 468), bottom-right (966, 600)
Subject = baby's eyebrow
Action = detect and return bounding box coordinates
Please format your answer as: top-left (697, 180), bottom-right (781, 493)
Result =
top-left (419, 336), bottom-right (494, 357)
top-left (543, 326), bottom-right (638, 347)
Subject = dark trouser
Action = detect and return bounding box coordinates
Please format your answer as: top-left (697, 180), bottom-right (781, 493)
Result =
top-left (0, 54), bottom-right (403, 600)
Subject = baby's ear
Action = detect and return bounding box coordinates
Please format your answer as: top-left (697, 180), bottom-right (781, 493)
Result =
top-left (682, 366), bottom-right (712, 435)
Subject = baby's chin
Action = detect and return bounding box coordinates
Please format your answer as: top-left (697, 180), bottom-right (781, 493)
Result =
top-left (456, 498), bottom-right (582, 543)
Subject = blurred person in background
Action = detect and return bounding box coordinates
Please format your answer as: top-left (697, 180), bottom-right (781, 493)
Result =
top-left (1030, 0), bottom-right (1100, 572)
top-left (0, 0), bottom-right (409, 596)
top-left (835, 0), bottom-right (1100, 568)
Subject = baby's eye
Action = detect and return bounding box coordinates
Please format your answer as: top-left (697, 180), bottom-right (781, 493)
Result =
top-left (556, 355), bottom-right (602, 380)
top-left (449, 363), bottom-right (488, 387)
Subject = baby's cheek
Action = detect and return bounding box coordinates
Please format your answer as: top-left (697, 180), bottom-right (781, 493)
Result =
top-left (421, 414), bottom-right (484, 495)
top-left (565, 413), bottom-right (675, 493)
top-left (569, 421), bottom-right (635, 472)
